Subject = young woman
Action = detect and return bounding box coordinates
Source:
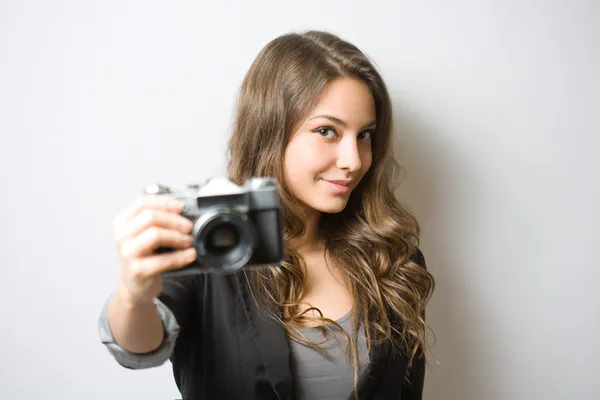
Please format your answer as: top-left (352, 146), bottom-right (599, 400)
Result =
top-left (99, 30), bottom-right (435, 400)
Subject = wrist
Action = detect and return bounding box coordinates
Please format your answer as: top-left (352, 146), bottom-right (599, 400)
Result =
top-left (115, 284), bottom-right (155, 311)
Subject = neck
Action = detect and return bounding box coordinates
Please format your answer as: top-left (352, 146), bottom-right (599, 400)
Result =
top-left (290, 208), bottom-right (323, 252)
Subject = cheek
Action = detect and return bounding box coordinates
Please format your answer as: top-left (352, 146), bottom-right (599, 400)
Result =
top-left (283, 143), bottom-right (311, 191)
top-left (284, 140), bottom-right (328, 181)
top-left (283, 143), bottom-right (334, 207)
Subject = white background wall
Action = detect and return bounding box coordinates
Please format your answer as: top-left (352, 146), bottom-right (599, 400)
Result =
top-left (1, 1), bottom-right (598, 399)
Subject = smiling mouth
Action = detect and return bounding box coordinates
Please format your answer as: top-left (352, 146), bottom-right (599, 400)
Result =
top-left (321, 179), bottom-right (353, 194)
top-left (323, 179), bottom-right (352, 186)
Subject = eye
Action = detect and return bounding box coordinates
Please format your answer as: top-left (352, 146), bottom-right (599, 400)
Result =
top-left (314, 127), bottom-right (337, 139)
top-left (358, 130), bottom-right (374, 141)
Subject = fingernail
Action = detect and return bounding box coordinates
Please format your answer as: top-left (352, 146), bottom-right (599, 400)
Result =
top-left (181, 220), bottom-right (193, 231)
top-left (169, 201), bottom-right (182, 209)
top-left (184, 248), bottom-right (196, 259)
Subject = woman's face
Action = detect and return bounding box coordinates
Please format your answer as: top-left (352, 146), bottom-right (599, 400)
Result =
top-left (283, 77), bottom-right (376, 215)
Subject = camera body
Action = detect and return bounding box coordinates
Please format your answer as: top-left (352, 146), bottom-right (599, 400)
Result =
top-left (144, 177), bottom-right (285, 276)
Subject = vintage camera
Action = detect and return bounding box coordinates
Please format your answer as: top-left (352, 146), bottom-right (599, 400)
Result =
top-left (144, 177), bottom-right (285, 275)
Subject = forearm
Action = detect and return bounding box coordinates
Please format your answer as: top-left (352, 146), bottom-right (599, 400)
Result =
top-left (107, 287), bottom-right (164, 354)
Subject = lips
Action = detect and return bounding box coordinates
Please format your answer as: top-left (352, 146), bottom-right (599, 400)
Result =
top-left (323, 180), bottom-right (351, 186)
top-left (321, 179), bottom-right (353, 195)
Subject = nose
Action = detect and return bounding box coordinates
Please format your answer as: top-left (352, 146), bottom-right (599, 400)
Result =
top-left (335, 137), bottom-right (362, 172)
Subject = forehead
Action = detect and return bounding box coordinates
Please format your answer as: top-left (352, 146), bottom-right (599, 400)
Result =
top-left (310, 77), bottom-right (376, 123)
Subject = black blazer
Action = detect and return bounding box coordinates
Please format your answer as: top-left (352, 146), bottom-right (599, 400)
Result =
top-left (158, 248), bottom-right (427, 400)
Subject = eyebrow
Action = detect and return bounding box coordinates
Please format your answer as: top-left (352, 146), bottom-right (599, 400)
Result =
top-left (309, 115), bottom-right (377, 130)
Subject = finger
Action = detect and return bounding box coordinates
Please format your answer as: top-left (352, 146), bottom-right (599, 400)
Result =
top-left (129, 248), bottom-right (197, 279)
top-left (115, 196), bottom-right (183, 227)
top-left (120, 227), bottom-right (193, 260)
top-left (116, 209), bottom-right (194, 243)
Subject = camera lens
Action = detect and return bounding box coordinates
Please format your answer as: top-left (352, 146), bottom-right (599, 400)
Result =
top-left (193, 208), bottom-right (257, 272)
top-left (205, 223), bottom-right (239, 255)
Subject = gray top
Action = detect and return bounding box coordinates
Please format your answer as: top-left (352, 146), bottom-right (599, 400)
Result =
top-left (289, 311), bottom-right (371, 400)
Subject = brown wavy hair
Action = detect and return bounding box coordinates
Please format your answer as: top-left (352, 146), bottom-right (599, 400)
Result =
top-left (226, 30), bottom-right (435, 391)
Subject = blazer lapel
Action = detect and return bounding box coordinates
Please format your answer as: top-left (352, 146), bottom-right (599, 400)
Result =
top-left (235, 273), bottom-right (296, 400)
top-left (349, 335), bottom-right (392, 400)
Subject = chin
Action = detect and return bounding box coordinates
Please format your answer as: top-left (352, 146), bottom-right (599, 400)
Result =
top-left (310, 197), bottom-right (350, 214)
